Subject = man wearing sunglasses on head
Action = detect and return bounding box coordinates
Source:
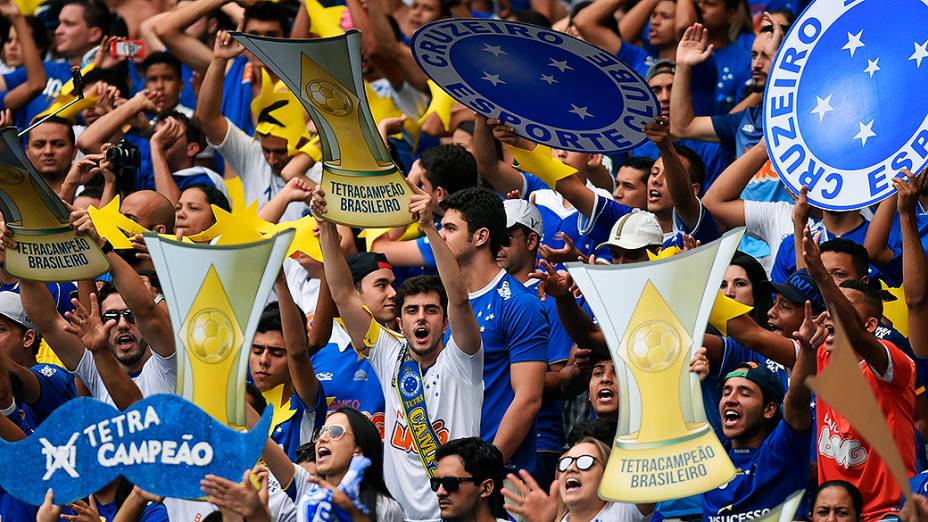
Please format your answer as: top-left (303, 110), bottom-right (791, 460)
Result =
top-left (314, 184), bottom-right (484, 522)
top-left (431, 437), bottom-right (508, 522)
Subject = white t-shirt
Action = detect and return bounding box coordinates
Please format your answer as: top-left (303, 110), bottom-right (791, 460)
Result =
top-left (208, 119), bottom-right (320, 223)
top-left (559, 502), bottom-right (649, 522)
top-left (743, 200), bottom-right (799, 272)
top-left (369, 78), bottom-right (428, 120)
top-left (367, 325), bottom-right (484, 522)
top-left (73, 349), bottom-right (176, 406)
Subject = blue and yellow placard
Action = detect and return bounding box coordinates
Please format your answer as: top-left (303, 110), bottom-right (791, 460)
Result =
top-left (0, 127), bottom-right (109, 281)
top-left (566, 229), bottom-right (745, 502)
top-left (231, 31), bottom-right (413, 228)
top-left (765, 0), bottom-right (928, 211)
top-left (411, 19), bottom-right (659, 154)
top-left (0, 394), bottom-right (272, 506)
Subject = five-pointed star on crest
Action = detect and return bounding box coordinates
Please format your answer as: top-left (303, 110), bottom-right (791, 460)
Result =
top-left (482, 44), bottom-right (506, 57)
top-left (569, 103), bottom-right (592, 120)
top-left (864, 58), bottom-right (881, 78)
top-left (540, 74), bottom-right (558, 85)
top-left (810, 94), bottom-right (835, 122)
top-left (854, 119), bottom-right (876, 147)
top-left (842, 30), bottom-right (865, 57)
top-left (910, 40), bottom-right (928, 68)
top-left (548, 58), bottom-right (572, 72)
top-left (481, 72), bottom-right (505, 87)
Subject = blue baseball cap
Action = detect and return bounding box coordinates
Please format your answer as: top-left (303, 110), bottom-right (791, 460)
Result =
top-left (768, 269), bottom-right (826, 312)
top-left (724, 361), bottom-right (785, 405)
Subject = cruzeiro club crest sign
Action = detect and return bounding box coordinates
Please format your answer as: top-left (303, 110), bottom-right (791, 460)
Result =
top-left (411, 19), bottom-right (659, 154)
top-left (765, 0), bottom-right (928, 211)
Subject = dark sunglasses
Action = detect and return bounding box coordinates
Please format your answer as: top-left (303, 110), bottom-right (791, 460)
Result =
top-left (429, 476), bottom-right (478, 493)
top-left (102, 309), bottom-right (135, 324)
top-left (558, 454), bottom-right (598, 473)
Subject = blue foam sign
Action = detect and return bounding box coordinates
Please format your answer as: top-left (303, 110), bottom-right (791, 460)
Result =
top-left (0, 394), bottom-right (272, 506)
top-left (764, 0), bottom-right (928, 211)
top-left (412, 19), bottom-right (660, 154)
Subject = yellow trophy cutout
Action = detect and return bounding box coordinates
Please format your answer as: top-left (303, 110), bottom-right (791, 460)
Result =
top-left (145, 231), bottom-right (294, 428)
top-left (567, 228), bottom-right (745, 502)
top-left (231, 31), bottom-right (412, 228)
top-left (0, 127), bottom-right (109, 282)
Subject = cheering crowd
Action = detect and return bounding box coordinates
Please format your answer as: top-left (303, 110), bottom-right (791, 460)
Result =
top-left (2, 0), bottom-right (928, 520)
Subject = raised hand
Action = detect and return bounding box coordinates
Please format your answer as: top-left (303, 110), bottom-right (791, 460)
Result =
top-left (501, 470), bottom-right (560, 522)
top-left (36, 489), bottom-right (61, 522)
top-left (538, 232), bottom-right (583, 264)
top-left (894, 167), bottom-right (928, 214)
top-left (213, 30), bottom-right (244, 61)
top-left (69, 207), bottom-right (104, 247)
top-left (280, 177), bottom-right (315, 204)
top-left (688, 346), bottom-right (710, 381)
top-left (310, 187), bottom-right (328, 220)
top-left (150, 116), bottom-right (184, 151)
top-left (528, 259), bottom-right (573, 300)
top-left (487, 118), bottom-right (534, 150)
top-left (792, 300), bottom-right (827, 350)
top-left (792, 185), bottom-right (812, 227)
top-left (201, 469), bottom-right (271, 519)
top-left (61, 494), bottom-right (100, 522)
top-left (408, 182), bottom-right (435, 229)
top-left (760, 11), bottom-right (784, 57)
top-left (0, 0), bottom-right (22, 20)
top-left (800, 227), bottom-right (827, 282)
top-left (676, 24), bottom-right (714, 67)
top-left (643, 115), bottom-right (671, 147)
top-left (63, 294), bottom-right (116, 354)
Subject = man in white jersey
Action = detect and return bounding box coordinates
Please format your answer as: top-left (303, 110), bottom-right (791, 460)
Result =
top-left (313, 185), bottom-right (483, 522)
top-left (12, 214), bottom-right (176, 407)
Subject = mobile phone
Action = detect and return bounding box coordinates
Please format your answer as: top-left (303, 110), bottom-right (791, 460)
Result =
top-left (110, 39), bottom-right (145, 60)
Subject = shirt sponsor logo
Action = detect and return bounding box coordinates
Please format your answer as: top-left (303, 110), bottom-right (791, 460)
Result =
top-left (818, 422), bottom-right (867, 468)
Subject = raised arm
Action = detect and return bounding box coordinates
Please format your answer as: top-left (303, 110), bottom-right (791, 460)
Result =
top-left (257, 178), bottom-right (313, 224)
top-left (275, 272), bottom-right (319, 410)
top-left (412, 186), bottom-right (481, 354)
top-left (783, 301), bottom-right (824, 432)
top-left (674, 0), bottom-right (698, 37)
top-left (619, 0), bottom-right (659, 43)
top-left (703, 139), bottom-right (768, 228)
top-left (863, 193), bottom-right (898, 268)
top-left (71, 209), bottom-right (176, 357)
top-left (307, 273), bottom-right (335, 355)
top-left (725, 314), bottom-right (798, 369)
top-left (647, 117), bottom-right (701, 226)
top-left (791, 186), bottom-right (812, 272)
top-left (155, 0), bottom-right (228, 72)
top-left (472, 116), bottom-right (523, 195)
top-left (572, 0), bottom-right (625, 55)
top-left (669, 24), bottom-right (719, 142)
top-left (76, 90), bottom-right (163, 154)
top-left (311, 188), bottom-right (374, 355)
top-left (0, 355), bottom-right (24, 441)
top-left (149, 117), bottom-right (185, 205)
top-left (897, 169), bottom-right (928, 357)
top-left (801, 227), bottom-right (888, 374)
top-left (193, 31), bottom-right (240, 146)
top-left (530, 260), bottom-right (608, 354)
top-left (0, 0), bottom-right (47, 111)
top-left (19, 279), bottom-right (85, 370)
top-left (360, 0), bottom-right (429, 92)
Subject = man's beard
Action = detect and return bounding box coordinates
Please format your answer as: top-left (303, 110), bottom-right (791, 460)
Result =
top-left (113, 338), bottom-right (149, 368)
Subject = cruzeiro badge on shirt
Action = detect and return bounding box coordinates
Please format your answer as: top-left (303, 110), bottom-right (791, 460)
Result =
top-left (411, 19), bottom-right (659, 154)
top-left (765, 0), bottom-right (928, 211)
top-left (232, 31), bottom-right (413, 228)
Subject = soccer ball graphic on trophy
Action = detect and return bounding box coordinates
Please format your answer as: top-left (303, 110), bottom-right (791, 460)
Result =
top-left (187, 308), bottom-right (236, 363)
top-left (305, 80), bottom-right (352, 116)
top-left (627, 320), bottom-right (681, 373)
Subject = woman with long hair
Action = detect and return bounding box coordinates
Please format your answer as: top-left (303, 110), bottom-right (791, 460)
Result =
top-left (313, 407), bottom-right (404, 522)
top-left (723, 250), bottom-right (775, 326)
top-left (173, 184), bottom-right (230, 240)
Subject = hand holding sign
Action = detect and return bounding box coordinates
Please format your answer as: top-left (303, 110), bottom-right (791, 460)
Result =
top-left (894, 168), bottom-right (928, 213)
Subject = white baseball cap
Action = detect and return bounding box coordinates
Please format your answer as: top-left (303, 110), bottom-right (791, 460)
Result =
top-left (504, 199), bottom-right (544, 238)
top-left (596, 211), bottom-right (663, 251)
top-left (0, 292), bottom-right (33, 331)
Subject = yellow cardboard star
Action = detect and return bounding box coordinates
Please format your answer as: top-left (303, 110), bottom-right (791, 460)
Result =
top-left (709, 291), bottom-right (754, 336)
top-left (358, 223), bottom-right (422, 252)
top-left (305, 0), bottom-right (345, 38)
top-left (881, 281), bottom-right (908, 338)
top-left (417, 80), bottom-right (454, 131)
top-left (646, 245), bottom-right (679, 261)
top-left (237, 201), bottom-right (276, 235)
top-left (508, 144), bottom-right (577, 189)
top-left (252, 68), bottom-right (312, 155)
top-left (14, 0), bottom-right (44, 16)
top-left (262, 384), bottom-right (297, 435)
top-left (269, 216), bottom-right (323, 261)
top-left (87, 196), bottom-right (146, 249)
top-left (187, 205), bottom-right (268, 245)
top-left (225, 177), bottom-right (247, 213)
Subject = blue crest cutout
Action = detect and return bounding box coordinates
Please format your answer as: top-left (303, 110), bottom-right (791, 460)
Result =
top-left (0, 394), bottom-right (272, 505)
top-left (765, 0), bottom-right (928, 211)
top-left (411, 19), bottom-right (660, 154)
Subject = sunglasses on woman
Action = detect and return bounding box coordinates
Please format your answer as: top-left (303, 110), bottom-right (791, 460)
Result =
top-left (313, 424), bottom-right (353, 442)
top-left (429, 476), bottom-right (478, 493)
top-left (558, 454), bottom-right (599, 473)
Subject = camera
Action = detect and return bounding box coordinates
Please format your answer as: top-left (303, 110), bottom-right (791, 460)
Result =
top-left (106, 138), bottom-right (141, 171)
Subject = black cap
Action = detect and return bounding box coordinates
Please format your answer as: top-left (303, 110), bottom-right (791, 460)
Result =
top-left (346, 252), bottom-right (393, 284)
top-left (766, 269), bottom-right (826, 312)
top-left (724, 362), bottom-right (785, 405)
